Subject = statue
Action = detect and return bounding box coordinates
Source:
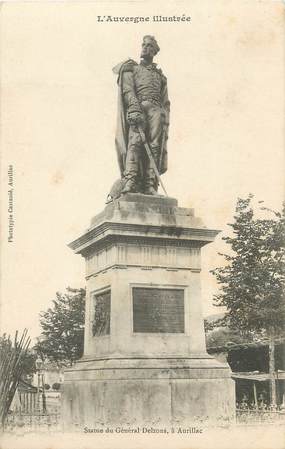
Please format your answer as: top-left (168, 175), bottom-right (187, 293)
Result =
top-left (112, 35), bottom-right (170, 196)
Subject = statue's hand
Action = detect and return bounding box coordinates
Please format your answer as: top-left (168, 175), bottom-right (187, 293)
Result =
top-left (127, 111), bottom-right (145, 126)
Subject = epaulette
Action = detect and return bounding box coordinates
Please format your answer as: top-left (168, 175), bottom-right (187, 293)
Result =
top-left (121, 59), bottom-right (138, 73)
top-left (112, 58), bottom-right (138, 75)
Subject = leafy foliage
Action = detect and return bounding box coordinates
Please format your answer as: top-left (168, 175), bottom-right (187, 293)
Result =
top-left (19, 350), bottom-right (37, 380)
top-left (0, 330), bottom-right (31, 427)
top-left (0, 335), bottom-right (36, 385)
top-left (35, 287), bottom-right (85, 366)
top-left (211, 195), bottom-right (285, 338)
top-left (227, 342), bottom-right (285, 373)
top-left (206, 327), bottom-right (253, 349)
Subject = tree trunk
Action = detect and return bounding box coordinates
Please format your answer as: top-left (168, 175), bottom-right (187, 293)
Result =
top-left (268, 334), bottom-right (276, 406)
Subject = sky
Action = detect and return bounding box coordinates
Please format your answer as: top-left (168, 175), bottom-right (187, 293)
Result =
top-left (0, 0), bottom-right (284, 341)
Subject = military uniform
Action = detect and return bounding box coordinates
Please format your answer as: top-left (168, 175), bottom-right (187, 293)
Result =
top-left (117, 59), bottom-right (170, 194)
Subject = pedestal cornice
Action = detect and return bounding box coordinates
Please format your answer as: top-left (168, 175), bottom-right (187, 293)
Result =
top-left (68, 194), bottom-right (220, 255)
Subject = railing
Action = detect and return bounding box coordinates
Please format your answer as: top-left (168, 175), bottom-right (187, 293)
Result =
top-left (4, 392), bottom-right (61, 433)
top-left (4, 402), bottom-right (285, 432)
top-left (5, 412), bottom-right (61, 433)
top-left (236, 402), bottom-right (285, 424)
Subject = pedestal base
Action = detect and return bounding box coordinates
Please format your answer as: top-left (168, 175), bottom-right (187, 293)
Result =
top-left (62, 356), bottom-right (235, 429)
top-left (64, 195), bottom-right (235, 429)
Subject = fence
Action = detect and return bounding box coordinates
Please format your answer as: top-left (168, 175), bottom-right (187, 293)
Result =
top-left (4, 390), bottom-right (61, 433)
top-left (236, 402), bottom-right (285, 424)
top-left (4, 402), bottom-right (285, 432)
top-left (5, 412), bottom-right (61, 433)
top-left (17, 392), bottom-right (37, 414)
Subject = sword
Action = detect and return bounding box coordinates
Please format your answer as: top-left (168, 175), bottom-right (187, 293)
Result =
top-left (137, 126), bottom-right (168, 197)
top-left (159, 125), bottom-right (167, 172)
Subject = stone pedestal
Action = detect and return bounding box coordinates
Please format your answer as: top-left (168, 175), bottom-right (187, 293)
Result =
top-left (62, 194), bottom-right (235, 428)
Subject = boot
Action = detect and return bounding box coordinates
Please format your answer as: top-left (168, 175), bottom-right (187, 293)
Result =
top-left (121, 171), bottom-right (138, 194)
top-left (144, 147), bottom-right (159, 195)
top-left (144, 168), bottom-right (158, 195)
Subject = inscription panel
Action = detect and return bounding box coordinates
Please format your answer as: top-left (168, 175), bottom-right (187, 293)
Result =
top-left (92, 290), bottom-right (111, 336)
top-left (133, 287), bottom-right (184, 333)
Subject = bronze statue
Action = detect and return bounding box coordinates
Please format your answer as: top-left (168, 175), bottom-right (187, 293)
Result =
top-left (113, 36), bottom-right (170, 196)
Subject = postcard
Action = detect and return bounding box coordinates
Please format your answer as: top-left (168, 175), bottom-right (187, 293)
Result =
top-left (0, 1), bottom-right (284, 448)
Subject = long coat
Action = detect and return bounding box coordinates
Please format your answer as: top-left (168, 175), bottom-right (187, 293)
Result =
top-left (113, 59), bottom-right (170, 178)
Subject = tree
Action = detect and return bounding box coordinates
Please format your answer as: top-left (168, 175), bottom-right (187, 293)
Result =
top-left (205, 326), bottom-right (252, 350)
top-left (35, 287), bottom-right (85, 366)
top-left (19, 350), bottom-right (37, 381)
top-left (211, 195), bottom-right (285, 405)
top-left (0, 335), bottom-right (37, 382)
top-left (0, 330), bottom-right (31, 428)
